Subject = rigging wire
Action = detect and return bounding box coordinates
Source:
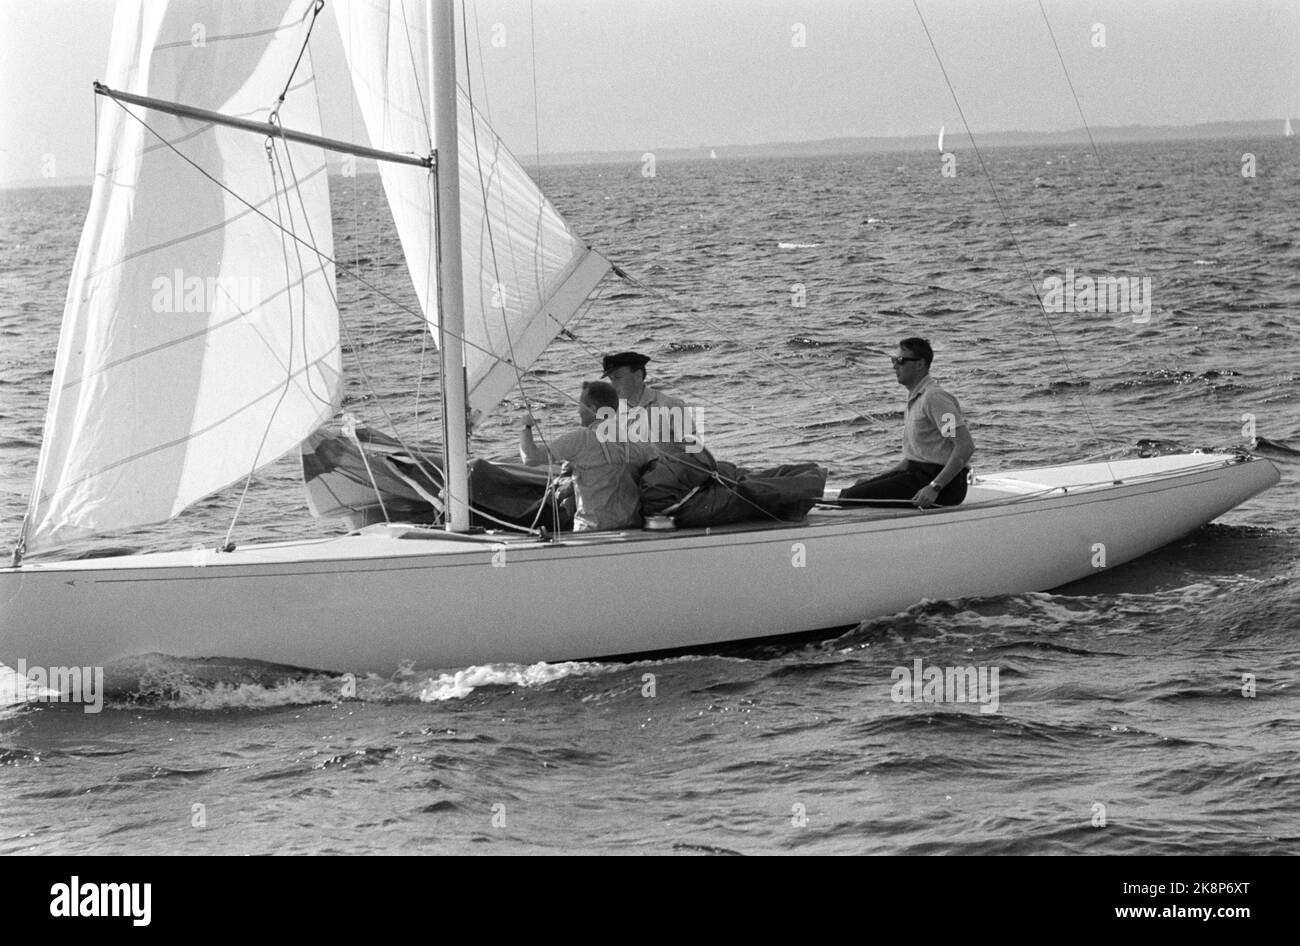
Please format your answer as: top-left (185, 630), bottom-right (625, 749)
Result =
top-left (270, 133), bottom-right (335, 410)
top-left (461, 0), bottom-right (550, 415)
top-left (342, 415), bottom-right (391, 524)
top-left (910, 0), bottom-right (1116, 480)
top-left (1036, 1), bottom-right (1163, 382)
top-left (528, 0), bottom-right (544, 191)
top-left (222, 136), bottom-right (307, 551)
top-left (458, 0), bottom-right (567, 515)
top-left (1036, 0), bottom-right (1111, 186)
top-left (274, 0), bottom-right (326, 115)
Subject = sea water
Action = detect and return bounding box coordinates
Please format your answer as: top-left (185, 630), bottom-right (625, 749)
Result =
top-left (1, 139), bottom-right (1297, 854)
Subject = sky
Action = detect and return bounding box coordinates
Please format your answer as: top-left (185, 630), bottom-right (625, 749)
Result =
top-left (1, 0), bottom-right (1297, 185)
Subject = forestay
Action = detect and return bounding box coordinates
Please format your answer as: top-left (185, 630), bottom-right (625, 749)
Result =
top-left (23, 0), bottom-right (342, 555)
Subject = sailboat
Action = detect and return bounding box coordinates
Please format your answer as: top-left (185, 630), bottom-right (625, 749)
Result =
top-left (0, 0), bottom-right (1279, 676)
top-left (1286, 117), bottom-right (1294, 138)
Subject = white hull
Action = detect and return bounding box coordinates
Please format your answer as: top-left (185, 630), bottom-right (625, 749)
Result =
top-left (0, 454), bottom-right (1278, 674)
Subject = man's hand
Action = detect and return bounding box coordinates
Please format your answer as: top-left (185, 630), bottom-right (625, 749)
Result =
top-left (520, 417), bottom-right (542, 465)
top-left (912, 483), bottom-right (940, 509)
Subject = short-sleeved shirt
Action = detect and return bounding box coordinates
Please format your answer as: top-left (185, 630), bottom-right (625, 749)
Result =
top-left (902, 376), bottom-right (967, 465)
top-left (545, 427), bottom-right (661, 531)
top-left (626, 385), bottom-right (692, 454)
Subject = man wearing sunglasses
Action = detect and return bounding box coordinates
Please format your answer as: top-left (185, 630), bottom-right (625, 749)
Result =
top-left (839, 337), bottom-right (974, 509)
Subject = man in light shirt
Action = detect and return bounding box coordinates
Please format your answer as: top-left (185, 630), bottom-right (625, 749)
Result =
top-left (840, 337), bottom-right (974, 509)
top-left (520, 380), bottom-right (660, 531)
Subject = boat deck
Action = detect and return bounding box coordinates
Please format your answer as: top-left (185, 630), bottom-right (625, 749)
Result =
top-left (7, 452), bottom-right (1248, 572)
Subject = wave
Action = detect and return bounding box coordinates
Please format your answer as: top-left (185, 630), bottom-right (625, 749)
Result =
top-left (1255, 436), bottom-right (1300, 456)
top-left (1108, 368), bottom-right (1243, 391)
top-left (1026, 379), bottom-right (1091, 397)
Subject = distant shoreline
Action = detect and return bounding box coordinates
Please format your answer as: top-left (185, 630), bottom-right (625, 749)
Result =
top-left (2, 118), bottom-right (1290, 190)
top-left (529, 118), bottom-right (1293, 167)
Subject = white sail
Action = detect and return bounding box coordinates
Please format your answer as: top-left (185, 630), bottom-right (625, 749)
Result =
top-left (335, 0), bottom-right (610, 423)
top-left (23, 0), bottom-right (341, 555)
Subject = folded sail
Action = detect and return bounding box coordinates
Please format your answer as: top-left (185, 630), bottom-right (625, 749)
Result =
top-left (335, 0), bottom-right (610, 423)
top-left (24, 0), bottom-right (341, 555)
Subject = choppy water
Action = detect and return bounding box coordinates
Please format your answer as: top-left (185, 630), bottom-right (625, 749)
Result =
top-left (1, 137), bottom-right (1298, 854)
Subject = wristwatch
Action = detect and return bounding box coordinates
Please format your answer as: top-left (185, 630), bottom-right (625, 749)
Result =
top-left (929, 481), bottom-right (943, 491)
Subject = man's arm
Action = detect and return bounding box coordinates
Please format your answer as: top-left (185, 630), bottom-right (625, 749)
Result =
top-left (935, 426), bottom-right (975, 487)
top-left (520, 422), bottom-right (546, 465)
top-left (913, 426), bottom-right (975, 508)
top-left (522, 425), bottom-right (584, 467)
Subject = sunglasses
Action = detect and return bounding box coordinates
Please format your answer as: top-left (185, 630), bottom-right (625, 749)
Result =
top-left (890, 356), bottom-right (922, 367)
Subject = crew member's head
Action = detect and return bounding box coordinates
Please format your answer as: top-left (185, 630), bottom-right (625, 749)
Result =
top-left (579, 379), bottom-right (619, 426)
top-left (891, 337), bottom-right (933, 386)
top-left (601, 351), bottom-right (650, 400)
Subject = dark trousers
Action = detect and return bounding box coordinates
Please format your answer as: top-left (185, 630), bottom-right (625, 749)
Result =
top-left (839, 461), bottom-right (968, 507)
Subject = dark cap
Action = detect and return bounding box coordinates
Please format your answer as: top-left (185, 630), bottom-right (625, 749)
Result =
top-left (601, 351), bottom-right (651, 376)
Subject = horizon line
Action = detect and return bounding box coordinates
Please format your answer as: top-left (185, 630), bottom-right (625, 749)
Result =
top-left (2, 116), bottom-right (1291, 190)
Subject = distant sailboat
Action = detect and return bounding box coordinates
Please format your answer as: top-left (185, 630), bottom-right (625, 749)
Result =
top-left (709, 148), bottom-right (718, 159)
top-left (937, 124), bottom-right (945, 152)
top-left (0, 0), bottom-right (1280, 676)
top-left (1286, 117), bottom-right (1294, 138)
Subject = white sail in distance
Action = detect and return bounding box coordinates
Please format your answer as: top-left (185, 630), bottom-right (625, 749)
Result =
top-left (335, 0), bottom-right (611, 423)
top-left (23, 0), bottom-right (342, 555)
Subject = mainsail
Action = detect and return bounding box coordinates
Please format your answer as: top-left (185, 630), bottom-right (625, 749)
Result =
top-left (335, 0), bottom-right (610, 423)
top-left (23, 0), bottom-right (342, 555)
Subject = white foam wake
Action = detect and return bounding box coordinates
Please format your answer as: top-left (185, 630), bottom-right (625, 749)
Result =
top-left (418, 661), bottom-right (607, 702)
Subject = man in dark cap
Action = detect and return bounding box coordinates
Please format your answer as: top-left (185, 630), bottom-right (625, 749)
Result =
top-left (601, 351), bottom-right (692, 454)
